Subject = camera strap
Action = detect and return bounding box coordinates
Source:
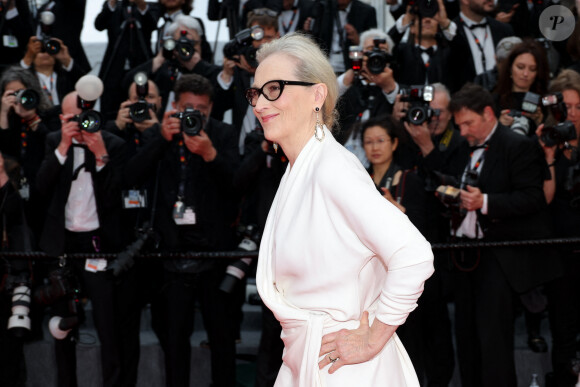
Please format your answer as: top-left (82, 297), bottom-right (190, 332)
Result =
top-left (460, 143), bottom-right (488, 189)
top-left (460, 18), bottom-right (489, 76)
top-left (281, 7), bottom-right (299, 35)
top-left (334, 8), bottom-right (346, 52)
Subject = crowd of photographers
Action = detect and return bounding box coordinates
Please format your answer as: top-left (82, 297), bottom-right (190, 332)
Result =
top-left (0, 0), bottom-right (579, 386)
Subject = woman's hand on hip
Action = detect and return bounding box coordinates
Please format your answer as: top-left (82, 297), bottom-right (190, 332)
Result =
top-left (318, 311), bottom-right (397, 374)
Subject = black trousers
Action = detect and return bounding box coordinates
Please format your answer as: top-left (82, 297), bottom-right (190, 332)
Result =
top-left (156, 267), bottom-right (237, 387)
top-left (254, 305), bottom-right (284, 387)
top-left (545, 252), bottom-right (580, 387)
top-left (53, 230), bottom-right (121, 387)
top-left (453, 247), bottom-right (517, 387)
top-left (115, 259), bottom-right (164, 387)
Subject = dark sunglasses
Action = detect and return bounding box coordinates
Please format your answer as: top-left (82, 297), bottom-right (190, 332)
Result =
top-left (245, 80), bottom-right (315, 107)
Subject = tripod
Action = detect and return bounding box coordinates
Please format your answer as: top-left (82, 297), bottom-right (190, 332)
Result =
top-left (100, 1), bottom-right (150, 85)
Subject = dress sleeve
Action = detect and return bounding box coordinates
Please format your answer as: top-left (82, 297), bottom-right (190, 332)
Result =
top-left (318, 148), bottom-right (434, 325)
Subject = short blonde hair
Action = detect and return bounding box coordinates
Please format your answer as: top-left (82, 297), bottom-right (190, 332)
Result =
top-left (256, 33), bottom-right (339, 129)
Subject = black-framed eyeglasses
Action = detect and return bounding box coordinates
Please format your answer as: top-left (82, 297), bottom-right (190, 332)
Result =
top-left (245, 80), bottom-right (315, 107)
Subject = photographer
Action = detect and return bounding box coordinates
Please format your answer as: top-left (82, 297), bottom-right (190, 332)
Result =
top-left (104, 76), bottom-right (164, 387)
top-left (126, 14), bottom-right (222, 118)
top-left (0, 66), bottom-right (57, 239)
top-left (449, 83), bottom-right (558, 387)
top-left (19, 35), bottom-right (85, 108)
top-left (392, 83), bottom-right (466, 386)
top-left (95, 0), bottom-right (159, 119)
top-left (215, 9), bottom-right (279, 154)
top-left (390, 0), bottom-right (452, 87)
top-left (536, 69), bottom-right (580, 387)
top-left (336, 29), bottom-right (397, 166)
top-left (124, 74), bottom-right (239, 387)
top-left (36, 88), bottom-right (125, 387)
top-left (494, 39), bottom-right (550, 137)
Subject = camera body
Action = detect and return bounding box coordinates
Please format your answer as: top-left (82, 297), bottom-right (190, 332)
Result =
top-left (219, 224), bottom-right (261, 294)
top-left (71, 99), bottom-right (103, 133)
top-left (540, 92), bottom-right (576, 146)
top-left (172, 108), bottom-right (205, 136)
top-left (364, 39), bottom-right (392, 75)
top-left (408, 0), bottom-right (439, 18)
top-left (162, 31), bottom-right (197, 62)
top-left (34, 266), bottom-right (80, 306)
top-left (400, 85), bottom-right (435, 125)
top-left (41, 36), bottom-right (61, 55)
top-left (13, 89), bottom-right (40, 110)
top-left (4, 273), bottom-right (32, 337)
top-left (129, 72), bottom-right (155, 123)
top-left (223, 26), bottom-right (264, 69)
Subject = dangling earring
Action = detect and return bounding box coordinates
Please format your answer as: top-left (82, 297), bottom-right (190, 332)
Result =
top-left (314, 107), bottom-right (325, 142)
top-left (273, 143), bottom-right (278, 153)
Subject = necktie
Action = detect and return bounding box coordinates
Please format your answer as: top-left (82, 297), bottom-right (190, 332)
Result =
top-left (469, 22), bottom-right (487, 30)
top-left (470, 142), bottom-right (488, 151)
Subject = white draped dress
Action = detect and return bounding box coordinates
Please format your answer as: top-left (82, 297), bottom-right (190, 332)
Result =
top-left (257, 126), bottom-right (435, 387)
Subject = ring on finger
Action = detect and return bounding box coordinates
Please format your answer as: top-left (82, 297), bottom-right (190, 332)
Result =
top-left (328, 354), bottom-right (339, 363)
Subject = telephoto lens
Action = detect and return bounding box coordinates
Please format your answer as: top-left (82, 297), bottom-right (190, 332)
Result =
top-left (14, 89), bottom-right (40, 110)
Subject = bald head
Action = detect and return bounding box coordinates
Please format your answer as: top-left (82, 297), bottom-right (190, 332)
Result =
top-left (62, 92), bottom-right (82, 116)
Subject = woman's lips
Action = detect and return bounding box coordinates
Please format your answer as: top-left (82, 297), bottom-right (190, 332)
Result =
top-left (261, 114), bottom-right (279, 123)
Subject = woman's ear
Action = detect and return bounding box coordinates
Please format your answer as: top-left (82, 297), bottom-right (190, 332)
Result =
top-left (392, 137), bottom-right (399, 152)
top-left (313, 83), bottom-right (328, 106)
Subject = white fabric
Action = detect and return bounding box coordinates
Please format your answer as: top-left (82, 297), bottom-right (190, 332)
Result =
top-left (257, 126), bottom-right (434, 386)
top-left (459, 12), bottom-right (496, 75)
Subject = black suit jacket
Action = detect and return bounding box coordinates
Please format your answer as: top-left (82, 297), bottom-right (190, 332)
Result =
top-left (0, 0), bottom-right (34, 71)
top-left (36, 130), bottom-right (126, 257)
top-left (309, 0), bottom-right (377, 69)
top-left (394, 43), bottom-right (452, 88)
top-left (448, 16), bottom-right (513, 92)
top-left (470, 124), bottom-right (561, 292)
top-left (213, 67), bottom-right (253, 137)
top-left (207, 0), bottom-right (283, 37)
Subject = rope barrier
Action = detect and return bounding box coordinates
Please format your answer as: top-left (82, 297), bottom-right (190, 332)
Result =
top-left (1, 237), bottom-right (580, 260)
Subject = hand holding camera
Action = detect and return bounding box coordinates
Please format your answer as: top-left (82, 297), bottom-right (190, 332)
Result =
top-left (183, 129), bottom-right (216, 162)
top-left (58, 113), bottom-right (81, 156)
top-left (460, 185), bottom-right (484, 211)
top-left (22, 36), bottom-right (43, 66)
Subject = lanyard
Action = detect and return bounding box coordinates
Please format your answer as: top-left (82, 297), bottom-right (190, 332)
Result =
top-left (177, 139), bottom-right (188, 201)
top-left (461, 18), bottom-right (489, 73)
top-left (41, 73), bottom-right (54, 103)
top-left (334, 8), bottom-right (345, 52)
top-left (281, 8), bottom-right (298, 35)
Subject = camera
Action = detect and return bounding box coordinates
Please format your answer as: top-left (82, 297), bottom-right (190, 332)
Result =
top-left (364, 38), bottom-right (392, 75)
top-left (34, 266), bottom-right (80, 306)
top-left (72, 75), bottom-right (104, 133)
top-left (349, 46), bottom-right (363, 73)
top-left (4, 273), bottom-right (31, 338)
top-left (128, 72), bottom-right (155, 123)
top-left (223, 25), bottom-right (264, 69)
top-left (540, 92), bottom-right (577, 147)
top-left (172, 108), bottom-right (205, 136)
top-left (39, 11), bottom-right (61, 55)
top-left (166, 30), bottom-right (197, 62)
top-left (220, 224), bottom-right (261, 294)
top-left (408, 0), bottom-right (439, 18)
top-left (400, 85), bottom-right (435, 125)
top-left (12, 89), bottom-right (40, 110)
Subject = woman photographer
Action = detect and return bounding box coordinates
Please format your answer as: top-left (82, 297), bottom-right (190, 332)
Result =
top-left (494, 39), bottom-right (550, 136)
top-left (0, 66), bottom-right (56, 239)
top-left (536, 69), bottom-right (580, 387)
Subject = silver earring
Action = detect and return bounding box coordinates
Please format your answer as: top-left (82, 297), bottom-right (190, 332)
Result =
top-left (314, 107), bottom-right (325, 142)
top-left (273, 143), bottom-right (278, 153)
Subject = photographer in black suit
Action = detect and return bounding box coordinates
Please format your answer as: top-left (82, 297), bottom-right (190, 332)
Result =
top-left (303, 0), bottom-right (377, 74)
top-left (36, 88), bottom-right (125, 387)
top-left (0, 0), bottom-right (34, 73)
top-left (449, 83), bottom-right (560, 387)
top-left (126, 14), bottom-right (222, 118)
top-left (336, 29), bottom-right (397, 165)
top-left (124, 73), bottom-right (239, 387)
top-left (95, 0), bottom-right (159, 119)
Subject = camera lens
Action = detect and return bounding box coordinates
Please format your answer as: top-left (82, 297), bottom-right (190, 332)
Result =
top-left (129, 102), bottom-right (151, 123)
top-left (366, 52), bottom-right (388, 74)
top-left (78, 110), bottom-right (103, 133)
top-left (15, 89), bottom-right (40, 110)
top-left (44, 39), bottom-right (61, 55)
top-left (176, 39), bottom-right (194, 61)
top-left (407, 106), bottom-right (428, 125)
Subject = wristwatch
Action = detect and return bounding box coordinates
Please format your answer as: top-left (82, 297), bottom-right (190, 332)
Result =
top-left (96, 154), bottom-right (110, 164)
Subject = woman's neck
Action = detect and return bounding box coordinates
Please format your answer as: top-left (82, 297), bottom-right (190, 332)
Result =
top-left (282, 119), bottom-right (318, 167)
top-left (372, 160), bottom-right (392, 185)
top-left (512, 85), bottom-right (529, 93)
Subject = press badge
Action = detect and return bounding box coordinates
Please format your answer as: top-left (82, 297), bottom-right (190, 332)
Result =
top-left (173, 200), bottom-right (196, 225)
top-left (3, 35), bottom-right (18, 48)
top-left (85, 259), bottom-right (108, 273)
top-left (122, 190), bottom-right (147, 209)
top-left (19, 178), bottom-right (30, 200)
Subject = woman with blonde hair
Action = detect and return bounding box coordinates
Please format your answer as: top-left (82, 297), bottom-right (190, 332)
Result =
top-left (249, 32), bottom-right (434, 386)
